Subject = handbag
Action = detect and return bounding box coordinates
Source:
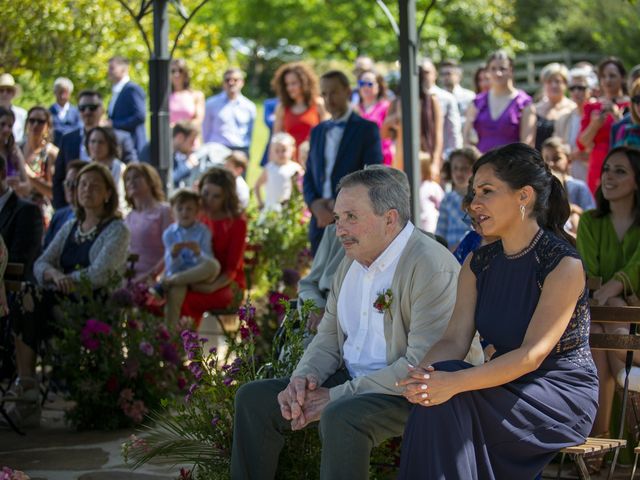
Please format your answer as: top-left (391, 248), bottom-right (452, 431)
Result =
top-left (617, 271), bottom-right (640, 307)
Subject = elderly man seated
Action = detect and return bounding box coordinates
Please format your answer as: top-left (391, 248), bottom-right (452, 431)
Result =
top-left (231, 167), bottom-right (481, 479)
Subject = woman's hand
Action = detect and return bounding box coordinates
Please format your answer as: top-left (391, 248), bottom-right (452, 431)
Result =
top-left (593, 278), bottom-right (624, 306)
top-left (44, 268), bottom-right (75, 294)
top-left (397, 365), bottom-right (462, 407)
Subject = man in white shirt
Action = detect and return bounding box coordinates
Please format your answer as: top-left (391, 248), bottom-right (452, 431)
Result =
top-left (201, 68), bottom-right (256, 156)
top-left (232, 167), bottom-right (474, 479)
top-left (421, 58), bottom-right (463, 160)
top-left (439, 59), bottom-right (476, 128)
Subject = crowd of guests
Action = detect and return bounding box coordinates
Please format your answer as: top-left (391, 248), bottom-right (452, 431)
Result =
top-left (1, 48), bottom-right (640, 478)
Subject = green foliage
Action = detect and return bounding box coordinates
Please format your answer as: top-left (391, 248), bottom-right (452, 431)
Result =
top-left (55, 275), bottom-right (186, 430)
top-left (246, 187), bottom-right (311, 296)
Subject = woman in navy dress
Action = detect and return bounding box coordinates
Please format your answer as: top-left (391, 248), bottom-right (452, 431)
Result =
top-left (398, 143), bottom-right (599, 479)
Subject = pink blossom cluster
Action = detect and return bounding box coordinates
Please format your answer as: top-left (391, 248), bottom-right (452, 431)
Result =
top-left (80, 318), bottom-right (112, 351)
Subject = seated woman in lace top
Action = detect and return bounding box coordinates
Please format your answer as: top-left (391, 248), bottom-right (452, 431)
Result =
top-left (6, 163), bottom-right (129, 428)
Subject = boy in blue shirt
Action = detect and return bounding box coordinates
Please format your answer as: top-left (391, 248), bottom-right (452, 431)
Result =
top-left (152, 189), bottom-right (220, 323)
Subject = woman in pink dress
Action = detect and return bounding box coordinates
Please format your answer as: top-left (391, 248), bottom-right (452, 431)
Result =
top-left (169, 59), bottom-right (205, 129)
top-left (123, 163), bottom-right (173, 284)
top-left (272, 62), bottom-right (328, 162)
top-left (356, 70), bottom-right (393, 165)
top-left (578, 56), bottom-right (630, 194)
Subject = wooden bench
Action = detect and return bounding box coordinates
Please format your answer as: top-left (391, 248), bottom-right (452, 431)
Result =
top-left (556, 305), bottom-right (640, 479)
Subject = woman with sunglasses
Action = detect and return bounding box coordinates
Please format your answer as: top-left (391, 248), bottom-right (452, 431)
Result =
top-left (578, 57), bottom-right (630, 193)
top-left (611, 78), bottom-right (640, 149)
top-left (0, 106), bottom-right (29, 197)
top-left (272, 62), bottom-right (328, 162)
top-left (169, 59), bottom-right (205, 130)
top-left (20, 106), bottom-right (58, 222)
top-left (356, 70), bottom-right (393, 165)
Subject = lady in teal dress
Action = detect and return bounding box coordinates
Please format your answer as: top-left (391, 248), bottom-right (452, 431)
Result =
top-left (576, 145), bottom-right (640, 457)
top-left (398, 143), bottom-right (598, 479)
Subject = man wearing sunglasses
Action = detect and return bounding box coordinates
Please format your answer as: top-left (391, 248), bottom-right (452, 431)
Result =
top-left (202, 68), bottom-right (256, 158)
top-left (52, 90), bottom-right (138, 209)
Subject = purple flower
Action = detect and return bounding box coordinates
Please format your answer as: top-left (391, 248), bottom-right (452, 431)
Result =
top-left (282, 268), bottom-right (301, 287)
top-left (156, 324), bottom-right (171, 341)
top-left (238, 305), bottom-right (256, 322)
top-left (223, 377), bottom-right (233, 386)
top-left (139, 341), bottom-right (154, 356)
top-left (269, 292), bottom-right (289, 315)
top-left (185, 383), bottom-right (199, 402)
top-left (208, 346), bottom-right (217, 355)
top-left (111, 288), bottom-right (135, 308)
top-left (211, 415), bottom-right (220, 427)
top-left (80, 318), bottom-right (112, 351)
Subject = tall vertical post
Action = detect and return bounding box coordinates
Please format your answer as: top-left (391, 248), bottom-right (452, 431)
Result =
top-left (398, 0), bottom-right (420, 223)
top-left (149, 0), bottom-right (171, 190)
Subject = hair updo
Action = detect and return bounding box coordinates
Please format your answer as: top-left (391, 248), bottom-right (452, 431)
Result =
top-left (472, 143), bottom-right (573, 245)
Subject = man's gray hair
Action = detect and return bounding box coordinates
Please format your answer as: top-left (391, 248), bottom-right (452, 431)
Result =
top-left (337, 166), bottom-right (411, 226)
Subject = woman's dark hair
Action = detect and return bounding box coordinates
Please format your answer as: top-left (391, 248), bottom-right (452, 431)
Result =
top-left (198, 166), bottom-right (241, 218)
top-left (597, 56), bottom-right (627, 94)
top-left (271, 62), bottom-right (319, 109)
top-left (26, 106), bottom-right (53, 142)
top-left (0, 106), bottom-right (16, 150)
top-left (474, 67), bottom-right (488, 94)
top-left (85, 126), bottom-right (120, 160)
top-left (472, 143), bottom-right (573, 245)
top-left (75, 162), bottom-right (121, 221)
top-left (593, 146), bottom-right (640, 226)
top-left (170, 58), bottom-right (191, 91)
top-left (358, 70), bottom-right (387, 102)
top-left (449, 147), bottom-right (481, 167)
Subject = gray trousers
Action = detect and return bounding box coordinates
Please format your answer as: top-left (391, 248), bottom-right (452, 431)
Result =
top-left (230, 370), bottom-right (412, 480)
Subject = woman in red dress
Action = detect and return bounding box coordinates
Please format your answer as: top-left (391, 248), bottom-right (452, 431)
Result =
top-left (180, 167), bottom-right (247, 328)
top-left (271, 62), bottom-right (328, 163)
top-left (578, 57), bottom-right (630, 193)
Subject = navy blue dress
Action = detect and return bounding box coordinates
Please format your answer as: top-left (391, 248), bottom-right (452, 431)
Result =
top-left (398, 229), bottom-right (599, 479)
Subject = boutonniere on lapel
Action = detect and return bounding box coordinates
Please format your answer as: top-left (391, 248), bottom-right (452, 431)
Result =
top-left (373, 288), bottom-right (393, 314)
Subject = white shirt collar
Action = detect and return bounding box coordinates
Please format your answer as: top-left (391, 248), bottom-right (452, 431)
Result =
top-left (112, 75), bottom-right (130, 94)
top-left (358, 222), bottom-right (415, 274)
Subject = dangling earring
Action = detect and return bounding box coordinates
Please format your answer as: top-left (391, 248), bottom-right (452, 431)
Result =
top-left (520, 204), bottom-right (526, 221)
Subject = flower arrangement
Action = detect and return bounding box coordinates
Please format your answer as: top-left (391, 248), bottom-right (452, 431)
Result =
top-left (373, 288), bottom-right (393, 314)
top-left (123, 298), bottom-right (322, 479)
top-left (0, 467), bottom-right (30, 480)
top-left (54, 275), bottom-right (187, 430)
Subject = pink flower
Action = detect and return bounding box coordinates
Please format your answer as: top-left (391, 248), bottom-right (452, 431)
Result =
top-left (80, 318), bottom-right (112, 351)
top-left (119, 388), bottom-right (134, 402)
top-left (156, 324), bottom-right (171, 341)
top-left (139, 341), bottom-right (154, 356)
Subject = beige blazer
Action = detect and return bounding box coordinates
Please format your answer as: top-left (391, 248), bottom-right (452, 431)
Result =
top-left (293, 228), bottom-right (463, 402)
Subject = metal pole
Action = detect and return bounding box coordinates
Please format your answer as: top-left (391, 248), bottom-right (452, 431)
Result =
top-left (149, 0), bottom-right (171, 191)
top-left (398, 0), bottom-right (420, 223)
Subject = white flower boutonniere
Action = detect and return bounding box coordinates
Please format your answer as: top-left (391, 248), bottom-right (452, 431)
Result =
top-left (373, 288), bottom-right (393, 314)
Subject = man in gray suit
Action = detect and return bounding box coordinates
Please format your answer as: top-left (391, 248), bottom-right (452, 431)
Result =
top-left (231, 167), bottom-right (478, 479)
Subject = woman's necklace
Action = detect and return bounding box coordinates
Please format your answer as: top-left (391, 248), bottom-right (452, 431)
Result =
top-left (74, 220), bottom-right (100, 243)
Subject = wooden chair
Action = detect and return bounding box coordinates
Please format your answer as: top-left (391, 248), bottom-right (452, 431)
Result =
top-left (556, 305), bottom-right (640, 479)
top-left (1, 262), bottom-right (25, 435)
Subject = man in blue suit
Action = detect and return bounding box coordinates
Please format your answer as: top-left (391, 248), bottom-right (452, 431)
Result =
top-left (303, 70), bottom-right (383, 253)
top-left (52, 90), bottom-right (138, 209)
top-left (49, 77), bottom-right (82, 147)
top-left (107, 56), bottom-right (147, 155)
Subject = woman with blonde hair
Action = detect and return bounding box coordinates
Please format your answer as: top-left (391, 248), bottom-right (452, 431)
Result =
top-left (534, 63), bottom-right (576, 150)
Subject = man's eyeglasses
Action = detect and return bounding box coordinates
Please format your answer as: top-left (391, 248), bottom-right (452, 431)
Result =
top-left (632, 95), bottom-right (640, 105)
top-left (224, 77), bottom-right (241, 84)
top-left (568, 85), bottom-right (587, 92)
top-left (27, 118), bottom-right (46, 125)
top-left (79, 104), bottom-right (100, 112)
top-left (358, 80), bottom-right (375, 88)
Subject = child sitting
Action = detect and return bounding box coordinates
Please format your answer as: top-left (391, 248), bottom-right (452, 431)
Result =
top-left (253, 132), bottom-right (304, 211)
top-left (418, 151), bottom-right (444, 233)
top-left (154, 189), bottom-right (220, 324)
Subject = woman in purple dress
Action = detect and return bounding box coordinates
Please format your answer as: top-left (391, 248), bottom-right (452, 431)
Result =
top-left (398, 143), bottom-right (598, 479)
top-left (464, 51), bottom-right (536, 153)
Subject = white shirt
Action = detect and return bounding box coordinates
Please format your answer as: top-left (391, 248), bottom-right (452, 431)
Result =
top-left (56, 102), bottom-right (70, 121)
top-left (108, 75), bottom-right (130, 116)
top-left (451, 85), bottom-right (476, 125)
top-left (322, 108), bottom-right (352, 199)
top-left (235, 175), bottom-right (250, 209)
top-left (337, 222), bottom-right (415, 378)
top-left (264, 161), bottom-right (301, 210)
top-left (11, 105), bottom-right (26, 143)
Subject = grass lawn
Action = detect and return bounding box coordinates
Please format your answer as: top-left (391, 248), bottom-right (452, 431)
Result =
top-left (247, 100), bottom-right (270, 188)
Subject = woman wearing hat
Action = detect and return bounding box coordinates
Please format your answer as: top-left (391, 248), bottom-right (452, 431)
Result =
top-left (0, 73), bottom-right (27, 142)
